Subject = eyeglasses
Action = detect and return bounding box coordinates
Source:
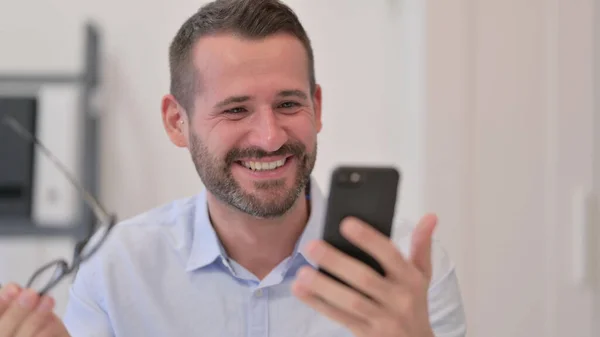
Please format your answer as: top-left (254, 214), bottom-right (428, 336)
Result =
top-left (1, 115), bottom-right (116, 296)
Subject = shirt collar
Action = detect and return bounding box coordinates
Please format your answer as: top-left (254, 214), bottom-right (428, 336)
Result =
top-left (185, 188), bottom-right (225, 272)
top-left (185, 176), bottom-right (326, 272)
top-left (294, 178), bottom-right (326, 267)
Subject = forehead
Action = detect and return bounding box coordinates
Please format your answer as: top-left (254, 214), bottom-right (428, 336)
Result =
top-left (191, 32), bottom-right (310, 98)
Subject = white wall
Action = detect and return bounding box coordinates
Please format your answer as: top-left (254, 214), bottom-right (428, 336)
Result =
top-left (426, 0), bottom-right (599, 336)
top-left (0, 0), bottom-right (425, 317)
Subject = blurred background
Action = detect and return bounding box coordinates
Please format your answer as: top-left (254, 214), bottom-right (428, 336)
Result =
top-left (0, 0), bottom-right (599, 336)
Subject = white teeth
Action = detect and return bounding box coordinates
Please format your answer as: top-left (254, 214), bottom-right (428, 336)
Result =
top-left (242, 158), bottom-right (287, 171)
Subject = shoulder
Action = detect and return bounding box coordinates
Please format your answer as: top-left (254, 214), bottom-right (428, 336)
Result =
top-left (67, 195), bottom-right (201, 310)
top-left (107, 195), bottom-right (198, 253)
top-left (75, 194), bottom-right (200, 281)
top-left (63, 195), bottom-right (202, 333)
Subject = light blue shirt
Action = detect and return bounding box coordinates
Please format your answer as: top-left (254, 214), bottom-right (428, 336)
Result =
top-left (63, 178), bottom-right (467, 337)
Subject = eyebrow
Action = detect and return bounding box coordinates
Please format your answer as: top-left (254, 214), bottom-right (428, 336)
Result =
top-left (213, 90), bottom-right (309, 109)
top-left (214, 95), bottom-right (251, 109)
top-left (277, 89), bottom-right (308, 100)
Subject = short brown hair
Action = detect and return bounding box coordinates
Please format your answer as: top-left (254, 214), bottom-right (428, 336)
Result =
top-left (168, 0), bottom-right (316, 113)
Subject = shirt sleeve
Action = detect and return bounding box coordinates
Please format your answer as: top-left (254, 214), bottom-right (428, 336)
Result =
top-left (62, 283), bottom-right (114, 337)
top-left (427, 240), bottom-right (468, 337)
top-left (61, 234), bottom-right (115, 337)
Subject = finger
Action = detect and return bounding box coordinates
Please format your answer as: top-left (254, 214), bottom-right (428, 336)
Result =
top-left (304, 240), bottom-right (391, 303)
top-left (340, 217), bottom-right (412, 280)
top-left (33, 314), bottom-right (69, 337)
top-left (293, 266), bottom-right (382, 322)
top-left (0, 289), bottom-right (40, 337)
top-left (15, 296), bottom-right (55, 337)
top-left (292, 278), bottom-right (369, 336)
top-left (0, 283), bottom-right (21, 317)
top-left (409, 214), bottom-right (437, 280)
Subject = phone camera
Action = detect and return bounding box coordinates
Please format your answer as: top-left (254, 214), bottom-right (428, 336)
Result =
top-left (336, 171), bottom-right (363, 186)
top-left (350, 172), bottom-right (361, 183)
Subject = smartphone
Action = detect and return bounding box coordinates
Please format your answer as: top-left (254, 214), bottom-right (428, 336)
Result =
top-left (319, 166), bottom-right (401, 286)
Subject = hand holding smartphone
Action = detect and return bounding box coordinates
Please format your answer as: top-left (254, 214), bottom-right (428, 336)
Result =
top-left (319, 166), bottom-right (401, 285)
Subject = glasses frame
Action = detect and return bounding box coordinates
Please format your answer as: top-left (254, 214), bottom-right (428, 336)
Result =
top-left (1, 115), bottom-right (117, 296)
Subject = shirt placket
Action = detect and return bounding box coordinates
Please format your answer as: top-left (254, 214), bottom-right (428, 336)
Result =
top-left (248, 286), bottom-right (269, 337)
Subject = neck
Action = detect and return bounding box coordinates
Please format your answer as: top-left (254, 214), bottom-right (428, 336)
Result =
top-left (206, 190), bottom-right (309, 280)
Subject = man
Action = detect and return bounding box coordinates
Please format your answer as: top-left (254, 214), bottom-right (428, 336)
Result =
top-left (0, 0), bottom-right (466, 336)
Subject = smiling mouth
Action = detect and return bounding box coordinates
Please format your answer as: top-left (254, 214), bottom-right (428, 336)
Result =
top-left (236, 157), bottom-right (290, 172)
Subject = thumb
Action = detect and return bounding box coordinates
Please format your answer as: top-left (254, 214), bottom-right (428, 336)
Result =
top-left (409, 213), bottom-right (437, 280)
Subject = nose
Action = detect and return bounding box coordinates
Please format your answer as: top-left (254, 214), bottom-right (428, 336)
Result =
top-left (247, 108), bottom-right (288, 153)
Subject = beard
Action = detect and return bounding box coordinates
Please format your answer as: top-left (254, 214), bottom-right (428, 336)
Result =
top-left (188, 131), bottom-right (317, 218)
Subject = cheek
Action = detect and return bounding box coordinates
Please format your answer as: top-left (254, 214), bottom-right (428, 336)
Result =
top-left (204, 120), bottom-right (246, 155)
top-left (287, 113), bottom-right (319, 146)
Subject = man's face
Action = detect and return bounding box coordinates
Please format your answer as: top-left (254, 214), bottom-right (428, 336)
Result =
top-left (185, 33), bottom-right (322, 218)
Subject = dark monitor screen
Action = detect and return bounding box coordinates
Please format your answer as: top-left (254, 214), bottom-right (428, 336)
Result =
top-left (0, 98), bottom-right (37, 222)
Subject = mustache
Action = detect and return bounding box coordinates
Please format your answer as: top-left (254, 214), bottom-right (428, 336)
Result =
top-left (225, 142), bottom-right (306, 165)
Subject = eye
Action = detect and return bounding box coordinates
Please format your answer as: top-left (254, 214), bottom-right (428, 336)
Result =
top-left (278, 101), bottom-right (300, 109)
top-left (224, 107), bottom-right (247, 114)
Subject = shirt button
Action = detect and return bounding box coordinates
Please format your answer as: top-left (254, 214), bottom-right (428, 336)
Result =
top-left (255, 289), bottom-right (263, 297)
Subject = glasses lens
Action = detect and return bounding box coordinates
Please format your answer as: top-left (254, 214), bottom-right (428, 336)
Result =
top-left (27, 260), bottom-right (67, 293)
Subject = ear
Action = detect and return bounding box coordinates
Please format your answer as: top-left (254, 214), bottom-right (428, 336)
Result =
top-left (313, 84), bottom-right (323, 133)
top-left (161, 94), bottom-right (189, 148)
